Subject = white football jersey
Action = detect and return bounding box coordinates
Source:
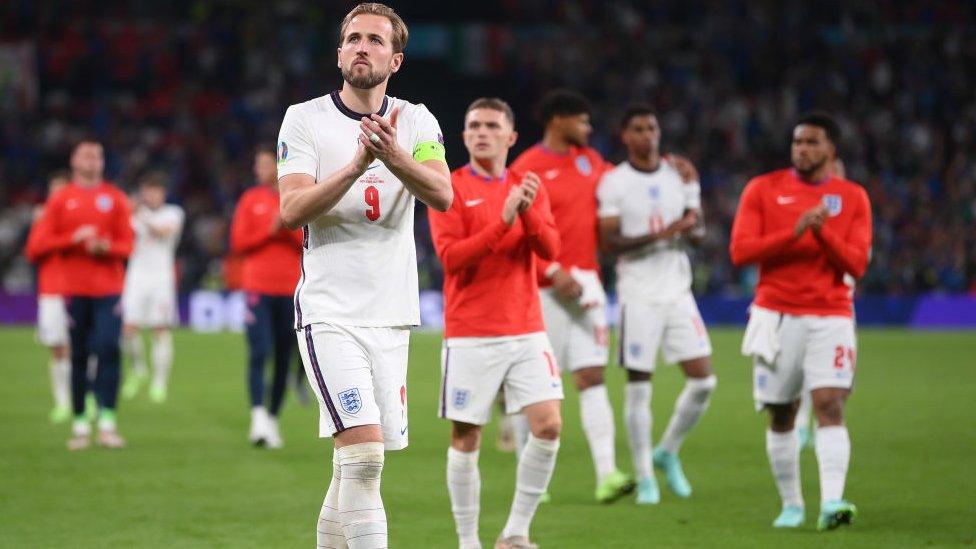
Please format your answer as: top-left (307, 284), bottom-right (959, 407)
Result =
top-left (277, 91), bottom-right (444, 328)
top-left (597, 160), bottom-right (699, 304)
top-left (124, 204), bottom-right (184, 290)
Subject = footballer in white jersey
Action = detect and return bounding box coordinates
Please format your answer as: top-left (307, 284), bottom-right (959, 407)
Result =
top-left (597, 105), bottom-right (717, 505)
top-left (275, 5), bottom-right (452, 548)
top-left (121, 173), bottom-right (184, 403)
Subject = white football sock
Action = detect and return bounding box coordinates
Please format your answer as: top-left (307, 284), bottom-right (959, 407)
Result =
top-left (151, 331), bottom-right (173, 389)
top-left (447, 447), bottom-right (481, 549)
top-left (796, 391), bottom-right (813, 431)
top-left (318, 452), bottom-right (347, 549)
top-left (501, 435), bottom-right (560, 539)
top-left (50, 356), bottom-right (71, 408)
top-left (815, 425), bottom-right (850, 504)
top-left (337, 442), bottom-right (387, 549)
top-left (625, 381), bottom-right (653, 480)
top-left (512, 413), bottom-right (530, 458)
top-left (766, 429), bottom-right (803, 508)
top-left (579, 384), bottom-right (617, 482)
top-left (124, 332), bottom-right (147, 377)
top-left (659, 375), bottom-right (717, 454)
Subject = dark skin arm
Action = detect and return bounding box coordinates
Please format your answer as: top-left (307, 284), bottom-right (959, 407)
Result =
top-left (599, 211), bottom-right (699, 255)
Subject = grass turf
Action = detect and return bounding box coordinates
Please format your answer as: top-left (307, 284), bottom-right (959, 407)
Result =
top-left (0, 327), bottom-right (973, 548)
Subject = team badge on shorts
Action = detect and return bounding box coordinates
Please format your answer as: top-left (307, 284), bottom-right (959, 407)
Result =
top-left (338, 388), bottom-right (363, 414)
top-left (575, 155), bottom-right (592, 176)
top-left (452, 388), bottom-right (470, 410)
top-left (629, 343), bottom-right (643, 358)
top-left (95, 194), bottom-right (114, 212)
top-left (822, 194), bottom-right (842, 216)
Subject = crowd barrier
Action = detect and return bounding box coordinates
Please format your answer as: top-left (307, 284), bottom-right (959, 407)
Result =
top-left (2, 291), bottom-right (973, 330)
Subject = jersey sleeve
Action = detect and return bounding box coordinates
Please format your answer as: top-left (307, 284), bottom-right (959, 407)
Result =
top-left (276, 105), bottom-right (317, 178)
top-left (729, 178), bottom-right (796, 266)
top-left (24, 198), bottom-right (74, 261)
top-left (682, 180), bottom-right (702, 210)
top-left (230, 193), bottom-right (269, 254)
top-left (409, 104), bottom-right (446, 164)
top-left (813, 186), bottom-right (873, 278)
top-left (596, 170), bottom-right (622, 218)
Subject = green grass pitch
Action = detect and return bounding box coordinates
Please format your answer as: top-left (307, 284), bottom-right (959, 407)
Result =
top-left (1, 327), bottom-right (973, 548)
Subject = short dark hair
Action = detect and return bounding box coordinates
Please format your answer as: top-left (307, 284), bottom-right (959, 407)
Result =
top-left (795, 112), bottom-right (841, 145)
top-left (620, 104), bottom-right (656, 129)
top-left (139, 171), bottom-right (167, 188)
top-left (465, 97), bottom-right (515, 127)
top-left (537, 89), bottom-right (590, 126)
top-left (70, 138), bottom-right (102, 153)
top-left (255, 143), bottom-right (277, 158)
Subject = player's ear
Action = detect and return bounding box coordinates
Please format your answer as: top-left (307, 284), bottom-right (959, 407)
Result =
top-left (507, 130), bottom-right (519, 148)
top-left (337, 47), bottom-right (342, 69)
top-left (390, 52), bottom-right (404, 74)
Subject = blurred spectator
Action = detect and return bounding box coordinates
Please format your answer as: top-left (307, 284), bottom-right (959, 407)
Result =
top-left (1, 1), bottom-right (973, 296)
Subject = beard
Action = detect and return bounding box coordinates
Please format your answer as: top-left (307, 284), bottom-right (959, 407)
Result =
top-left (341, 63), bottom-right (390, 90)
top-left (793, 156), bottom-right (828, 177)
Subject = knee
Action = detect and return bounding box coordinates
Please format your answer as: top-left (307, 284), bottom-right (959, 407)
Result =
top-left (767, 403), bottom-right (797, 432)
top-left (814, 399), bottom-right (844, 426)
top-left (574, 367), bottom-right (604, 391)
top-left (531, 415), bottom-right (562, 440)
top-left (451, 423), bottom-right (482, 452)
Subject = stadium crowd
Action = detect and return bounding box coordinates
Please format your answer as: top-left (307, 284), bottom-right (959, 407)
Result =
top-left (2, 0), bottom-right (974, 296)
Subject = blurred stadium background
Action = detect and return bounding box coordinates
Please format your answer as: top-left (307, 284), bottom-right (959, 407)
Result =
top-left (1, 0), bottom-right (974, 329)
top-left (1, 2), bottom-right (975, 548)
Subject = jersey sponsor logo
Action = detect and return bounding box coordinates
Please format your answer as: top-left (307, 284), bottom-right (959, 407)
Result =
top-left (575, 155), bottom-right (592, 176)
top-left (96, 194), bottom-right (114, 212)
top-left (823, 194), bottom-right (843, 216)
top-left (544, 169), bottom-right (560, 180)
top-left (776, 195), bottom-right (797, 205)
top-left (464, 198), bottom-right (484, 207)
top-left (277, 141), bottom-right (288, 164)
top-left (364, 163), bottom-right (380, 171)
top-left (338, 388), bottom-right (363, 414)
top-left (451, 388), bottom-right (470, 410)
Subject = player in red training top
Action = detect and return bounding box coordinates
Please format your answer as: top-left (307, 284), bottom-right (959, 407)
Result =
top-left (429, 98), bottom-right (562, 549)
top-left (230, 145), bottom-right (303, 449)
top-left (510, 89), bottom-right (635, 503)
top-left (24, 170), bottom-right (72, 424)
top-left (730, 113), bottom-right (871, 532)
top-left (29, 140), bottom-right (134, 450)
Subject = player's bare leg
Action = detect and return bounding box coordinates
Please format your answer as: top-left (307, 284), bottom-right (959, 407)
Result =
top-left (497, 400), bottom-right (561, 549)
top-left (624, 369), bottom-right (659, 504)
top-left (328, 425), bottom-right (386, 549)
top-left (811, 387), bottom-right (857, 531)
top-left (449, 421), bottom-right (483, 549)
top-left (574, 366), bottom-right (633, 503)
top-left (149, 327), bottom-right (173, 403)
top-left (654, 356), bottom-right (716, 498)
top-left (766, 400), bottom-right (804, 527)
top-left (48, 344), bottom-right (71, 423)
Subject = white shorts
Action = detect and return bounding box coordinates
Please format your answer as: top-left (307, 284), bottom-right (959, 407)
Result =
top-left (296, 323), bottom-right (410, 451)
top-left (619, 292), bottom-right (712, 372)
top-left (36, 295), bottom-right (69, 347)
top-left (750, 308), bottom-right (857, 409)
top-left (122, 284), bottom-right (177, 327)
top-left (539, 288), bottom-right (609, 372)
top-left (439, 332), bottom-right (564, 425)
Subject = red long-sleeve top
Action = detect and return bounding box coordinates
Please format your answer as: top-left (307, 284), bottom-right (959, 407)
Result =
top-left (729, 169), bottom-right (872, 317)
top-left (510, 144), bottom-right (611, 285)
top-left (229, 185), bottom-right (303, 296)
top-left (25, 206), bottom-right (67, 295)
top-left (429, 166), bottom-right (560, 338)
top-left (26, 181), bottom-right (133, 296)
